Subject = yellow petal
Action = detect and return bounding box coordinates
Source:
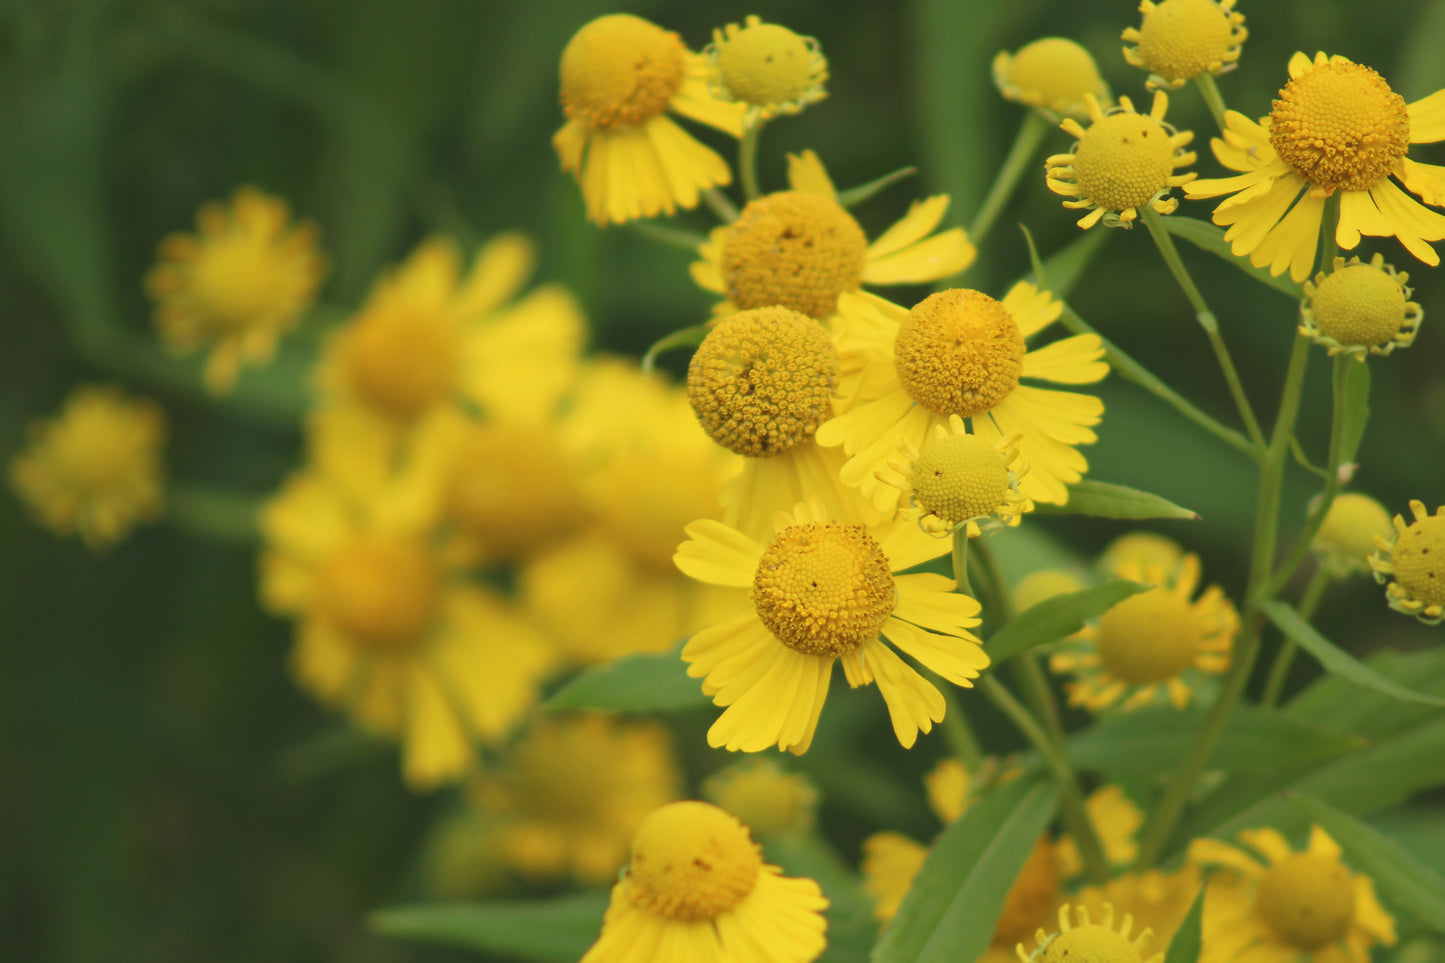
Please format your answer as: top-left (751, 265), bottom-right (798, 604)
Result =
top-left (675, 520), bottom-right (762, 586)
top-left (863, 639), bottom-right (943, 747)
top-left (1407, 87), bottom-right (1445, 144)
top-left (786, 149), bottom-right (837, 199)
top-left (1021, 334), bottom-right (1108, 384)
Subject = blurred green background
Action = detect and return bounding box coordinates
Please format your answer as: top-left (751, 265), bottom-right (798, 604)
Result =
top-left (3, 0), bottom-right (1444, 960)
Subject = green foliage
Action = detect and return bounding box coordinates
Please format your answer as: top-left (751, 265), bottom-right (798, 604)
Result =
top-left (370, 894), bottom-right (609, 962)
top-left (987, 579), bottom-right (1148, 664)
top-left (1159, 217), bottom-right (1302, 299)
top-left (545, 643), bottom-right (706, 713)
top-left (1031, 480), bottom-right (1199, 520)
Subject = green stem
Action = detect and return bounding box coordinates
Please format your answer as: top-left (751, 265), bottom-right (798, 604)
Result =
top-left (1141, 206), bottom-right (1267, 450)
top-left (968, 111), bottom-right (1052, 247)
top-left (168, 485), bottom-right (262, 543)
top-left (624, 219), bottom-right (708, 251)
top-left (1260, 565), bottom-right (1333, 707)
top-left (1059, 304), bottom-right (1259, 461)
top-left (1193, 73), bottom-right (1229, 133)
top-left (701, 188), bottom-right (738, 223)
top-left (739, 120), bottom-right (765, 201)
top-left (951, 527), bottom-right (973, 598)
top-left (939, 688), bottom-right (985, 772)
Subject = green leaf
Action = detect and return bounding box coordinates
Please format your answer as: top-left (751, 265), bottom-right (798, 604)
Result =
top-left (1262, 601), bottom-right (1445, 709)
top-left (370, 893), bottom-right (608, 962)
top-left (837, 165), bottom-right (918, 207)
top-left (1289, 794), bottom-right (1445, 935)
top-left (1031, 480), bottom-right (1200, 520)
top-left (1022, 224), bottom-right (1111, 299)
top-left (1336, 357), bottom-right (1371, 466)
top-left (1162, 885), bottom-right (1205, 963)
top-left (873, 774), bottom-right (1059, 963)
top-left (988, 580), bottom-right (1148, 665)
top-left (625, 219), bottom-right (708, 251)
top-left (545, 644), bottom-right (707, 713)
top-left (1160, 217), bottom-right (1302, 299)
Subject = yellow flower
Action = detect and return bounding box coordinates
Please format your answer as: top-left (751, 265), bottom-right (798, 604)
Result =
top-left (1122, 0), bottom-right (1247, 91)
top-left (581, 801), bottom-right (828, 963)
top-left (1370, 499), bottom-right (1445, 624)
top-left (675, 502), bottom-right (987, 752)
top-left (1099, 531), bottom-right (1186, 578)
top-left (1013, 570), bottom-right (1086, 614)
top-left (554, 14), bottom-right (747, 226)
top-left (1017, 903), bottom-right (1163, 963)
top-left (1073, 867), bottom-right (1204, 958)
top-left (472, 714), bottom-right (680, 886)
top-left (1188, 825), bottom-right (1396, 963)
top-left (1054, 786), bottom-right (1145, 879)
top-left (1046, 92), bottom-right (1197, 229)
top-left (817, 284), bottom-right (1108, 508)
top-left (1300, 254), bottom-right (1422, 359)
top-left (1051, 554), bottom-right (1237, 711)
top-left (1313, 492), bottom-right (1395, 576)
top-left (10, 385), bottom-right (166, 550)
top-left (993, 38), bottom-right (1111, 119)
top-left (257, 425), bottom-right (556, 790)
top-left (703, 759), bottom-right (818, 837)
top-left (861, 832), bottom-right (930, 924)
top-left (691, 150), bottom-right (975, 321)
top-left (145, 187), bottom-right (326, 394)
top-left (876, 415), bottom-right (1033, 537)
top-left (1186, 52), bottom-right (1445, 282)
top-left (707, 16), bottom-right (827, 123)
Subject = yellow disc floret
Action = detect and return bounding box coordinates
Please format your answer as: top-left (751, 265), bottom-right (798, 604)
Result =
top-left (1310, 262), bottom-right (1410, 348)
top-left (894, 289), bottom-right (1025, 418)
top-left (1256, 853), bottom-right (1357, 950)
top-left (752, 522), bottom-right (896, 657)
top-left (1095, 589), bottom-right (1202, 685)
top-left (686, 307), bottom-right (840, 457)
top-left (911, 433), bottom-right (1011, 529)
top-left (560, 14), bottom-right (686, 132)
top-left (1268, 61), bottom-right (1410, 193)
top-left (715, 21), bottom-right (814, 107)
top-left (1388, 510), bottom-right (1445, 608)
top-left (316, 536), bottom-right (442, 650)
top-left (1073, 112), bottom-right (1180, 212)
top-left (1125, 0), bottom-right (1245, 88)
top-left (626, 801), bottom-right (762, 922)
top-left (993, 38), bottom-right (1110, 118)
top-left (721, 191), bottom-right (868, 320)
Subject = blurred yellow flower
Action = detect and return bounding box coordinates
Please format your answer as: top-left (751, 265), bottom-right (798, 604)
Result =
top-left (993, 37), bottom-right (1110, 119)
top-left (703, 758), bottom-right (818, 837)
top-left (1122, 0), bottom-right (1247, 91)
top-left (1312, 492), bottom-right (1394, 575)
top-left (1018, 904), bottom-right (1163, 963)
top-left (1073, 866), bottom-right (1203, 958)
top-left (1099, 531), bottom-right (1186, 578)
top-left (707, 16), bottom-right (827, 123)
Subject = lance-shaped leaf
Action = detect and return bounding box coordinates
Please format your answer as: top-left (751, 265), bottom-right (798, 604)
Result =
top-left (1163, 886), bottom-right (1206, 963)
top-left (1031, 480), bottom-right (1199, 521)
top-left (1336, 358), bottom-right (1371, 466)
top-left (838, 165), bottom-right (918, 207)
top-left (987, 580), bottom-right (1148, 665)
top-left (370, 893), bottom-right (608, 962)
top-left (1161, 216), bottom-right (1302, 299)
top-left (545, 643), bottom-right (707, 713)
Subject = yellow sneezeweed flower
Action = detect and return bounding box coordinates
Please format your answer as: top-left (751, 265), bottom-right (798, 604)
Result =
top-left (1370, 499), bottom-right (1445, 624)
top-left (145, 187), bottom-right (326, 394)
top-left (1046, 92), bottom-right (1197, 229)
top-left (1187, 52), bottom-right (1445, 282)
top-left (257, 424), bottom-right (556, 790)
top-left (1052, 554), bottom-right (1237, 711)
top-left (472, 714), bottom-right (681, 886)
top-left (1013, 570), bottom-right (1086, 612)
top-left (521, 360), bottom-right (741, 663)
top-left (1122, 0), bottom-right (1247, 91)
top-left (1300, 253), bottom-right (1422, 359)
top-left (708, 16), bottom-right (827, 123)
top-left (703, 759), bottom-right (818, 837)
top-left (1313, 492), bottom-right (1394, 576)
top-left (691, 150), bottom-right (975, 321)
top-left (877, 415), bottom-right (1033, 538)
top-left (993, 38), bottom-right (1111, 119)
top-left (10, 385), bottom-right (166, 551)
top-left (554, 14), bottom-right (747, 226)
top-left (581, 801), bottom-right (828, 963)
top-left (1017, 904), bottom-right (1163, 963)
top-left (1189, 825), bottom-right (1396, 963)
top-left (818, 284), bottom-right (1108, 508)
top-left (1054, 786), bottom-right (1144, 878)
top-left (1073, 866), bottom-right (1203, 957)
top-left (675, 501), bottom-right (987, 753)
top-left (1099, 531), bottom-right (1186, 578)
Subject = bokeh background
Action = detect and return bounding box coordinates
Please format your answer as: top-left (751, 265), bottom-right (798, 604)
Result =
top-left (3, 0), bottom-right (1444, 960)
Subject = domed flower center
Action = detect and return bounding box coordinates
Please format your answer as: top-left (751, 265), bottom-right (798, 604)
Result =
top-left (1137, 0), bottom-right (1236, 83)
top-left (1073, 112), bottom-right (1179, 211)
top-left (317, 536), bottom-right (442, 650)
top-left (189, 234), bottom-right (292, 332)
top-left (716, 22), bottom-right (814, 106)
top-left (1311, 263), bottom-right (1407, 348)
top-left (1001, 38), bottom-right (1107, 115)
top-left (991, 837), bottom-right (1061, 947)
top-left (720, 191), bottom-right (868, 320)
top-left (752, 522), bottom-right (896, 657)
top-left (910, 432), bottom-right (1009, 527)
top-left (560, 14), bottom-right (686, 132)
top-left (686, 307), bottom-right (840, 457)
top-left (626, 802), bottom-right (762, 922)
top-left (1314, 493), bottom-right (1393, 565)
top-left (894, 289), bottom-right (1025, 418)
top-left (1095, 588), bottom-right (1202, 684)
top-left (1391, 512), bottom-right (1445, 607)
top-left (1038, 924), bottom-right (1144, 963)
top-left (1268, 61), bottom-right (1410, 192)
top-left (1256, 852), bottom-right (1358, 950)
top-left (345, 308), bottom-right (460, 418)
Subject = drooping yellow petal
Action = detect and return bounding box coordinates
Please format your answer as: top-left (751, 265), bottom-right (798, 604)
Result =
top-left (1001, 281), bottom-right (1063, 338)
top-left (400, 664), bottom-right (472, 790)
top-left (1249, 190), bottom-right (1324, 281)
top-left (861, 229), bottom-right (975, 285)
top-left (675, 520), bottom-right (763, 586)
top-left (1020, 334), bottom-right (1108, 384)
top-left (1400, 157), bottom-right (1445, 207)
top-left (453, 233), bottom-right (535, 318)
top-left (1407, 87), bottom-right (1445, 144)
top-left (865, 195), bottom-right (950, 260)
top-left (863, 639), bottom-right (943, 748)
top-left (785, 149), bottom-right (838, 199)
top-left (893, 573), bottom-right (982, 633)
top-left (881, 618), bottom-right (988, 686)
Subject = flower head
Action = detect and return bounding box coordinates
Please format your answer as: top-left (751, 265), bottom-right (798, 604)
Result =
top-left (145, 187), bottom-right (326, 394)
top-left (1017, 903), bottom-right (1162, 963)
top-left (555, 14), bottom-right (746, 225)
top-left (581, 801), bottom-right (828, 963)
top-left (1073, 867), bottom-right (1203, 958)
top-left (675, 502), bottom-right (987, 752)
top-left (1189, 825), bottom-right (1396, 962)
top-left (1371, 499), bottom-right (1445, 624)
top-left (1099, 531), bottom-right (1186, 578)
top-left (703, 759), bottom-right (818, 837)
top-left (1122, 0), bottom-right (1247, 91)
top-left (818, 284), bottom-right (1108, 508)
top-left (1187, 52), bottom-right (1445, 281)
top-left (10, 386), bottom-right (166, 551)
top-left (1046, 92), bottom-right (1197, 229)
top-left (993, 38), bottom-right (1111, 119)
top-left (1313, 492), bottom-right (1395, 575)
top-left (877, 415), bottom-right (1033, 537)
top-left (1052, 554), bottom-right (1237, 711)
top-left (692, 151), bottom-right (975, 321)
top-left (1301, 253), bottom-right (1422, 359)
top-left (708, 17), bottom-right (827, 123)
